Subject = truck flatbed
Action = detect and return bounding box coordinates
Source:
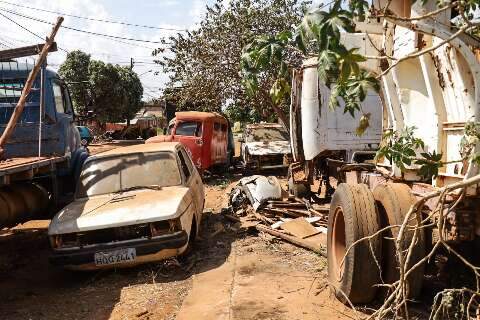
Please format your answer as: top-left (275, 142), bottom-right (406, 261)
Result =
top-left (0, 156), bottom-right (67, 185)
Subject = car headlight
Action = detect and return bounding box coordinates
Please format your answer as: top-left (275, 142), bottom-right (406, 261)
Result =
top-left (150, 218), bottom-right (182, 237)
top-left (49, 233), bottom-right (79, 249)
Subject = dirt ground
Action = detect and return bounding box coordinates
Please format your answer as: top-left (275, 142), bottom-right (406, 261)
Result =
top-left (0, 159), bottom-right (358, 319)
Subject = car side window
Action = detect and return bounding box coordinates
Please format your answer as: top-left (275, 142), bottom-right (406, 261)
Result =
top-left (181, 148), bottom-right (195, 172)
top-left (178, 149), bottom-right (191, 181)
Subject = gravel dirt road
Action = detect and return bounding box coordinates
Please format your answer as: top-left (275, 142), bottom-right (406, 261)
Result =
top-left (0, 164), bottom-right (358, 319)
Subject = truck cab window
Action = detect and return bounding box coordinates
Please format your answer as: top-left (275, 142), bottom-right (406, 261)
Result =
top-left (62, 85), bottom-right (73, 114)
top-left (52, 81), bottom-right (65, 114)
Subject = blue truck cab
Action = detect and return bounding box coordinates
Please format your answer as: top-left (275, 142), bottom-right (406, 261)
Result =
top-left (0, 61), bottom-right (84, 162)
top-left (0, 62), bottom-right (89, 217)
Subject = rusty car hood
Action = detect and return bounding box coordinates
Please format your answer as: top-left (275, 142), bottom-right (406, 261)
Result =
top-left (245, 140), bottom-right (291, 156)
top-left (48, 187), bottom-right (192, 235)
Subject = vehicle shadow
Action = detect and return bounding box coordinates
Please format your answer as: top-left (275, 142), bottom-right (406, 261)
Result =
top-left (0, 210), bottom-right (239, 320)
top-left (0, 164), bottom-right (289, 319)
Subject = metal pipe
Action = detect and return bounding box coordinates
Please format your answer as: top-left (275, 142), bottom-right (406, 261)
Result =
top-left (38, 62), bottom-right (46, 158)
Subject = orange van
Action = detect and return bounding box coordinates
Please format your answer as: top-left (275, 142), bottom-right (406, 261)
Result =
top-left (147, 111), bottom-right (234, 172)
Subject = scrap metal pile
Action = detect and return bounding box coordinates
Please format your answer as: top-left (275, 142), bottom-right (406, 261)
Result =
top-left (226, 175), bottom-right (328, 254)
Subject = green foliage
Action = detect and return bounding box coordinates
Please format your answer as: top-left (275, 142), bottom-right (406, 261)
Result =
top-left (356, 113), bottom-right (370, 136)
top-left (415, 150), bottom-right (443, 179)
top-left (376, 127), bottom-right (425, 171)
top-left (460, 121), bottom-right (480, 165)
top-left (270, 78), bottom-right (291, 105)
top-left (58, 50), bottom-right (91, 115)
top-left (158, 0), bottom-right (307, 124)
top-left (376, 123), bottom-right (480, 180)
top-left (348, 0), bottom-right (369, 21)
top-left (240, 0), bottom-right (381, 133)
top-left (376, 127), bottom-right (447, 179)
top-left (59, 50), bottom-right (143, 124)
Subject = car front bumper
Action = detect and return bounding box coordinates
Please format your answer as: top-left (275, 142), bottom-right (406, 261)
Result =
top-left (50, 230), bottom-right (188, 269)
top-left (249, 153), bottom-right (291, 170)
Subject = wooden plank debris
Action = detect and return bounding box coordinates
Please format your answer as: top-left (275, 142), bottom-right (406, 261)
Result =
top-left (0, 42), bottom-right (58, 61)
top-left (256, 224), bottom-right (325, 255)
top-left (280, 217), bottom-right (320, 239)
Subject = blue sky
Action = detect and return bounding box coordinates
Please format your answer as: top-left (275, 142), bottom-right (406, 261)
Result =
top-left (0, 0), bottom-right (220, 100)
top-left (0, 0), bottom-right (316, 100)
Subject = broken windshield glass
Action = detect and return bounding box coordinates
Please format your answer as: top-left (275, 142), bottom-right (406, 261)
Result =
top-left (76, 152), bottom-right (181, 198)
top-left (246, 127), bottom-right (289, 142)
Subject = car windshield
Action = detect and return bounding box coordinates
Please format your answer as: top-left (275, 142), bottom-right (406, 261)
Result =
top-left (76, 151), bottom-right (182, 198)
top-left (245, 127), bottom-right (289, 142)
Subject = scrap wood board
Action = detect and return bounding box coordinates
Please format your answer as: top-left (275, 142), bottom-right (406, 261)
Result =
top-left (280, 217), bottom-right (320, 239)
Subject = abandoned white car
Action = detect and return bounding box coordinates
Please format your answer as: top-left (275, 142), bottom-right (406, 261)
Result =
top-left (240, 123), bottom-right (292, 170)
top-left (48, 142), bottom-right (204, 270)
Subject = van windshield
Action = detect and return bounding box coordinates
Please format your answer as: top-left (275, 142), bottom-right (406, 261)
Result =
top-left (76, 152), bottom-right (182, 198)
top-left (245, 127), bottom-right (289, 142)
top-left (175, 121), bottom-right (202, 137)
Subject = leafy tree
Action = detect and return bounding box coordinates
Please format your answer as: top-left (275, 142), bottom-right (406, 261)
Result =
top-left (58, 50), bottom-right (91, 115)
top-left (156, 0), bottom-right (309, 125)
top-left (88, 61), bottom-right (123, 123)
top-left (59, 51), bottom-right (143, 124)
top-left (241, 1), bottom-right (379, 133)
top-left (117, 66), bottom-right (144, 126)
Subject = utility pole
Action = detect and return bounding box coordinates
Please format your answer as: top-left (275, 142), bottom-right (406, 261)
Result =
top-left (130, 57), bottom-right (134, 70)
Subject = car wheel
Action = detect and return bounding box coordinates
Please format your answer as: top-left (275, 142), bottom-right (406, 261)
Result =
top-left (181, 217), bottom-right (197, 257)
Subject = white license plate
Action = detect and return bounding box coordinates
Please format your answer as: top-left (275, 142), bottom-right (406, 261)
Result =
top-left (94, 248), bottom-right (136, 266)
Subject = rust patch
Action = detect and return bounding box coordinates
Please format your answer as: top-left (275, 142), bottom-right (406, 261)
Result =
top-left (430, 53), bottom-right (445, 90)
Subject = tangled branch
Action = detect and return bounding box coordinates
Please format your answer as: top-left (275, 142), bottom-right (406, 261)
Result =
top-left (338, 173), bottom-right (480, 319)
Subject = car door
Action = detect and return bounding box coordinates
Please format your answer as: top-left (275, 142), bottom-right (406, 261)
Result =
top-left (177, 148), bottom-right (196, 237)
top-left (180, 147), bottom-right (203, 214)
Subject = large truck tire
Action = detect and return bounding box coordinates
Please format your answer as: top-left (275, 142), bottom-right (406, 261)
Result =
top-left (327, 183), bottom-right (382, 304)
top-left (373, 183), bottom-right (425, 299)
top-left (287, 166), bottom-right (310, 198)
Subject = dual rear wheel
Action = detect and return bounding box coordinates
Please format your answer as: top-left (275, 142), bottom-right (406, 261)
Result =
top-left (327, 183), bottom-right (425, 304)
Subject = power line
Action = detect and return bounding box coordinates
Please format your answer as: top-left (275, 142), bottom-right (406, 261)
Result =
top-left (0, 7), bottom-right (173, 45)
top-left (0, 10), bottom-right (157, 51)
top-left (0, 11), bottom-right (69, 53)
top-left (0, 0), bottom-right (187, 32)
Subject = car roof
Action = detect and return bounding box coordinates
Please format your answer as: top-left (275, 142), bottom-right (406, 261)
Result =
top-left (94, 142), bottom-right (181, 158)
top-left (175, 111), bottom-right (226, 122)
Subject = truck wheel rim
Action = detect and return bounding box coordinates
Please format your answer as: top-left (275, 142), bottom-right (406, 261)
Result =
top-left (332, 206), bottom-right (346, 281)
